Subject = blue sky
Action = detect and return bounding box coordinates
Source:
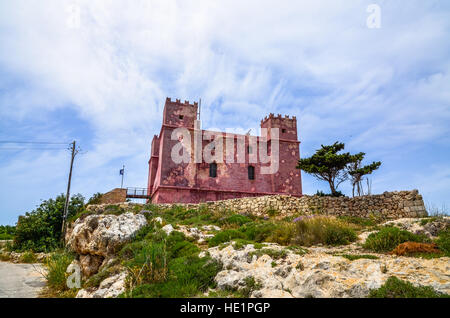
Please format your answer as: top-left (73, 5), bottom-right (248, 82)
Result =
top-left (1, 1), bottom-right (449, 225)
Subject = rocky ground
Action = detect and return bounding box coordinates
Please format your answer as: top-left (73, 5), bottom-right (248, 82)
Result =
top-left (63, 210), bottom-right (449, 298)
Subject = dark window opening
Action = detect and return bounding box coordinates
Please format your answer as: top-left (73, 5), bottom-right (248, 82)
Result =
top-left (179, 115), bottom-right (184, 119)
top-left (282, 128), bottom-right (286, 133)
top-left (248, 165), bottom-right (255, 180)
top-left (209, 162), bottom-right (217, 178)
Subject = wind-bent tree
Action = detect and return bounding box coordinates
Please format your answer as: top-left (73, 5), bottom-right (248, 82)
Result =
top-left (296, 142), bottom-right (355, 196)
top-left (347, 153), bottom-right (381, 197)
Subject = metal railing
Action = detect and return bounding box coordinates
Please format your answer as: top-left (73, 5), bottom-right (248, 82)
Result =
top-left (126, 187), bottom-right (149, 198)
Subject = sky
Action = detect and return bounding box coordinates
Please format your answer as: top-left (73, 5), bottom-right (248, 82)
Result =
top-left (0, 0), bottom-right (449, 225)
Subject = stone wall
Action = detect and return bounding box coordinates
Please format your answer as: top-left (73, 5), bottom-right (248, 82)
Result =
top-left (99, 188), bottom-right (127, 204)
top-left (156, 190), bottom-right (427, 220)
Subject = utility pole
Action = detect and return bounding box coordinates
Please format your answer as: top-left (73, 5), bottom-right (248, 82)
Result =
top-left (61, 140), bottom-right (78, 244)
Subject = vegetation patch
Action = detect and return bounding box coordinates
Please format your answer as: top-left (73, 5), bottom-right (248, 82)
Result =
top-left (363, 227), bottom-right (429, 252)
top-left (208, 229), bottom-right (246, 247)
top-left (13, 194), bottom-right (85, 252)
top-left (248, 248), bottom-right (288, 260)
top-left (369, 276), bottom-right (449, 298)
top-left (119, 230), bottom-right (222, 298)
top-left (338, 216), bottom-right (378, 227)
top-left (338, 254), bottom-right (379, 261)
top-left (293, 216), bottom-right (357, 246)
top-left (390, 242), bottom-right (442, 257)
top-left (19, 251), bottom-right (37, 263)
top-left (43, 250), bottom-right (76, 296)
top-left (435, 229), bottom-right (450, 256)
top-left (0, 225), bottom-right (15, 240)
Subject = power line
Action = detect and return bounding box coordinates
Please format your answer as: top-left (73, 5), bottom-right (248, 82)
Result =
top-left (0, 141), bottom-right (70, 145)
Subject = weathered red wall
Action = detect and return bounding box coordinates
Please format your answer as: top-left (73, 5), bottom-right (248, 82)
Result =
top-left (148, 97), bottom-right (302, 204)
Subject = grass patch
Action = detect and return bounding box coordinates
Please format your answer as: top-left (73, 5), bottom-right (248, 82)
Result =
top-left (119, 230), bottom-right (222, 298)
top-left (363, 227), bottom-right (429, 252)
top-left (44, 251), bottom-right (76, 294)
top-left (208, 229), bottom-right (246, 247)
top-left (369, 276), bottom-right (449, 298)
top-left (339, 254), bottom-right (379, 261)
top-left (248, 248), bottom-right (288, 260)
top-left (338, 216), bottom-right (378, 227)
top-left (293, 216), bottom-right (357, 246)
top-left (435, 229), bottom-right (450, 256)
top-left (19, 251), bottom-right (37, 263)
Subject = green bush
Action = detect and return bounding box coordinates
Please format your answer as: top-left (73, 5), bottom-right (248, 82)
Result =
top-left (13, 194), bottom-right (85, 252)
top-left (338, 216), bottom-right (378, 227)
top-left (240, 222), bottom-right (277, 242)
top-left (0, 225), bottom-right (15, 240)
top-left (293, 216), bottom-right (357, 246)
top-left (435, 230), bottom-right (450, 256)
top-left (220, 214), bottom-right (252, 226)
top-left (363, 227), bottom-right (429, 252)
top-left (120, 229), bottom-right (222, 298)
top-left (86, 192), bottom-right (103, 205)
top-left (44, 251), bottom-right (75, 292)
top-left (208, 229), bottom-right (246, 247)
top-left (20, 251), bottom-right (37, 263)
top-left (369, 276), bottom-right (449, 298)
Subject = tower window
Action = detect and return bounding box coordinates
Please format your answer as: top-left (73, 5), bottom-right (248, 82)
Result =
top-left (248, 165), bottom-right (255, 180)
top-left (179, 115), bottom-right (184, 119)
top-left (209, 162), bottom-right (217, 178)
top-left (282, 128), bottom-right (286, 133)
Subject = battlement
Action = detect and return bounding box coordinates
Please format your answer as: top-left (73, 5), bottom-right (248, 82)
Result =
top-left (260, 113), bottom-right (297, 125)
top-left (166, 97), bottom-right (198, 107)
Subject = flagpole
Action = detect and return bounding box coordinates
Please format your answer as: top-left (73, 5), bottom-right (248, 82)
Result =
top-left (121, 165), bottom-right (125, 188)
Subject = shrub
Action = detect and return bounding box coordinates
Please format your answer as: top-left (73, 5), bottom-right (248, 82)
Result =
top-left (266, 223), bottom-right (296, 246)
top-left (293, 216), bottom-right (357, 246)
top-left (363, 227), bottom-right (429, 252)
top-left (20, 251), bottom-right (37, 263)
top-left (338, 216), bottom-right (378, 227)
top-left (220, 214), bottom-right (252, 226)
top-left (390, 242), bottom-right (442, 257)
top-left (13, 194), bottom-right (85, 252)
top-left (44, 251), bottom-right (75, 292)
top-left (0, 225), bottom-right (15, 240)
top-left (369, 276), bottom-right (449, 298)
top-left (240, 222), bottom-right (277, 242)
top-left (435, 230), bottom-right (450, 256)
top-left (208, 229), bottom-right (246, 247)
top-left (86, 192), bottom-right (103, 205)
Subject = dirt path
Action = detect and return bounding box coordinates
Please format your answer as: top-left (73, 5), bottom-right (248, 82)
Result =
top-left (0, 261), bottom-right (46, 298)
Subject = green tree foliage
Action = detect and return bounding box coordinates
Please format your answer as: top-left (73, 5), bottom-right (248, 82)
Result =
top-left (13, 194), bottom-right (85, 252)
top-left (347, 152), bottom-right (381, 196)
top-left (296, 142), bottom-right (354, 196)
top-left (86, 192), bottom-right (103, 205)
top-left (0, 225), bottom-right (15, 240)
top-left (297, 142), bottom-right (381, 196)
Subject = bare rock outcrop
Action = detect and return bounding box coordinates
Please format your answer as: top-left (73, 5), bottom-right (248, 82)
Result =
top-left (66, 213), bottom-right (147, 276)
top-left (206, 242), bottom-right (450, 298)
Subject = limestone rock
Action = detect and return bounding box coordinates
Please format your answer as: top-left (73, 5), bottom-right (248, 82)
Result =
top-left (66, 212), bottom-right (147, 257)
top-left (207, 242), bottom-right (450, 298)
top-left (76, 272), bottom-right (127, 298)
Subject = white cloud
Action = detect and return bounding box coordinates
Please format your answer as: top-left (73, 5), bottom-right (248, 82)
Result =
top-left (0, 0), bottom-right (449, 222)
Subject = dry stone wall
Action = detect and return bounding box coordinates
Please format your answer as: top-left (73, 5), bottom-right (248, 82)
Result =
top-left (89, 190), bottom-right (427, 221)
top-left (156, 190), bottom-right (427, 220)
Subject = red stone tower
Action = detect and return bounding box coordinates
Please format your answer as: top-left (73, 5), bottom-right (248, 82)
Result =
top-left (148, 98), bottom-right (302, 203)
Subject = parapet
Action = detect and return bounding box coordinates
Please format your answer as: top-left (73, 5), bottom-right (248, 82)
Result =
top-left (166, 97), bottom-right (198, 107)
